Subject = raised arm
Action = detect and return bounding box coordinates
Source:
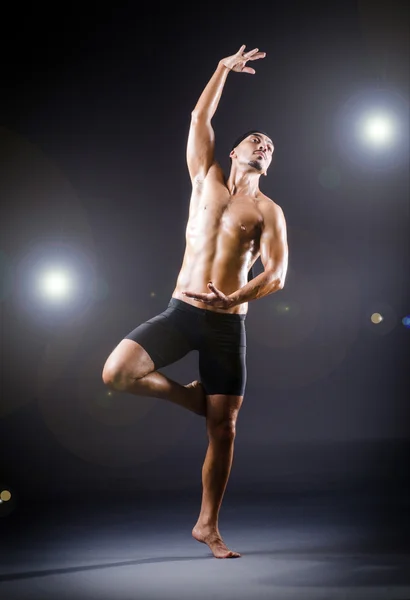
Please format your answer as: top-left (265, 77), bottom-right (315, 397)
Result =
top-left (186, 45), bottom-right (266, 185)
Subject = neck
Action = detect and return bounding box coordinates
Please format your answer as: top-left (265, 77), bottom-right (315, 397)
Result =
top-left (226, 165), bottom-right (261, 197)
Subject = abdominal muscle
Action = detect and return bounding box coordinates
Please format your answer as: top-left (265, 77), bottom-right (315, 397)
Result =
top-left (172, 185), bottom-right (263, 315)
top-left (172, 244), bottom-right (250, 315)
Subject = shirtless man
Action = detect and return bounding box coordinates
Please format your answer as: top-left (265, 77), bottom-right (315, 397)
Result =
top-left (102, 45), bottom-right (288, 559)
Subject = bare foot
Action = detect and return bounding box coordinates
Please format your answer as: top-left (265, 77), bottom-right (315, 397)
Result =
top-left (192, 525), bottom-right (241, 558)
top-left (184, 381), bottom-right (206, 416)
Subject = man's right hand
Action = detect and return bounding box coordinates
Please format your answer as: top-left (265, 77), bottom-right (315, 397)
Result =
top-left (220, 45), bottom-right (266, 74)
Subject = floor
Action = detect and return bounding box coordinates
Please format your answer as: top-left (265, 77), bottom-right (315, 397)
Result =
top-left (1, 488), bottom-right (409, 600)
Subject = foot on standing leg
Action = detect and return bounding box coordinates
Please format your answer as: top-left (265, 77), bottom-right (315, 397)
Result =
top-left (192, 524), bottom-right (241, 558)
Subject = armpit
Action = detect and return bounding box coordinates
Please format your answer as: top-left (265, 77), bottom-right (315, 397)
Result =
top-left (193, 175), bottom-right (204, 189)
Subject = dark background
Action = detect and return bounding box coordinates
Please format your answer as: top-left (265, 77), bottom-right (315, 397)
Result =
top-left (0, 0), bottom-right (409, 512)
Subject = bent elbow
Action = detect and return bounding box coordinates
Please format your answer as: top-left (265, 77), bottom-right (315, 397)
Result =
top-left (278, 270), bottom-right (288, 290)
top-left (267, 270), bottom-right (285, 291)
top-left (273, 277), bottom-right (285, 292)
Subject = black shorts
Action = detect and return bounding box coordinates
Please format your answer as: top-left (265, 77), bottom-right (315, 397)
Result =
top-left (124, 298), bottom-right (247, 396)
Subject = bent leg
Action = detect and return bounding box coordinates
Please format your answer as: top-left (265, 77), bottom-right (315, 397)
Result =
top-left (103, 339), bottom-right (206, 416)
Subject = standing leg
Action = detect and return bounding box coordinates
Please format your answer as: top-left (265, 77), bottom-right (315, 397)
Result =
top-left (192, 394), bottom-right (243, 558)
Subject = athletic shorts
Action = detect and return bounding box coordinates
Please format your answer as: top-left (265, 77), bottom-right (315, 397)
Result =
top-left (124, 298), bottom-right (247, 396)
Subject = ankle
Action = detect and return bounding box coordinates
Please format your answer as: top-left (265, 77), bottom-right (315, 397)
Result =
top-left (196, 516), bottom-right (218, 530)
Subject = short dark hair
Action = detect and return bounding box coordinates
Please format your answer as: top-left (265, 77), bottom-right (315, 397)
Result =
top-left (230, 130), bottom-right (271, 152)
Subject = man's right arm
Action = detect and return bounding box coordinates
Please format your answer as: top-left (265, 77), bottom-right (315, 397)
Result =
top-left (186, 46), bottom-right (266, 186)
top-left (186, 61), bottom-right (230, 186)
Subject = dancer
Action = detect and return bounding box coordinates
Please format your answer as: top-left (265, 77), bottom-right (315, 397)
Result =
top-left (103, 45), bottom-right (289, 558)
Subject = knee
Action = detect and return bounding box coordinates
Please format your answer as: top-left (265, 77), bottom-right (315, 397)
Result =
top-left (208, 419), bottom-right (237, 442)
top-left (102, 361), bottom-right (126, 391)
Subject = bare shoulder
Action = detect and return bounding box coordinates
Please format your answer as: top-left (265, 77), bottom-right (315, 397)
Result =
top-left (258, 194), bottom-right (286, 224)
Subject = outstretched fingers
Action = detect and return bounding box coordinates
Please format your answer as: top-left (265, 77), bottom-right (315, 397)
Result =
top-left (242, 47), bottom-right (266, 73)
top-left (243, 47), bottom-right (259, 57)
top-left (248, 51), bottom-right (266, 61)
top-left (183, 291), bottom-right (211, 303)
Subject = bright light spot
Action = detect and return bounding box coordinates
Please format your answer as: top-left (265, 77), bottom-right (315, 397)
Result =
top-left (402, 315), bottom-right (410, 329)
top-left (371, 312), bottom-right (383, 324)
top-left (275, 302), bottom-right (290, 314)
top-left (150, 291), bottom-right (156, 297)
top-left (273, 301), bottom-right (301, 318)
top-left (336, 89), bottom-right (409, 171)
top-left (38, 269), bottom-right (72, 301)
top-left (0, 490), bottom-right (11, 502)
top-left (360, 113), bottom-right (396, 147)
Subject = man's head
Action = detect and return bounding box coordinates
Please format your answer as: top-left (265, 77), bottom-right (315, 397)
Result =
top-left (229, 131), bottom-right (274, 176)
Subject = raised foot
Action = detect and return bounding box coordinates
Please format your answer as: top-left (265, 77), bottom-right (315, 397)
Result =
top-left (192, 525), bottom-right (241, 559)
top-left (184, 381), bottom-right (207, 416)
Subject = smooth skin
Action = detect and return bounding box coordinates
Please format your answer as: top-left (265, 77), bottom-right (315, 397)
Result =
top-left (103, 45), bottom-right (288, 558)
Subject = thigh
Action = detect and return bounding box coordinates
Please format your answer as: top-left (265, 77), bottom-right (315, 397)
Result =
top-left (123, 305), bottom-right (194, 370)
top-left (103, 338), bottom-right (155, 381)
top-left (206, 394), bottom-right (244, 428)
top-left (200, 349), bottom-right (247, 397)
top-left (199, 319), bottom-right (247, 397)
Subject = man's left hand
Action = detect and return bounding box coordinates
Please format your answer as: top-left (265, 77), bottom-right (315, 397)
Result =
top-left (182, 282), bottom-right (236, 310)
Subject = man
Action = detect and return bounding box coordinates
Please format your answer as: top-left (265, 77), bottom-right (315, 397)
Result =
top-left (102, 45), bottom-right (288, 559)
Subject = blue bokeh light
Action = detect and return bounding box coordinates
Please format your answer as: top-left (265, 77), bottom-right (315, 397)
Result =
top-left (402, 315), bottom-right (410, 329)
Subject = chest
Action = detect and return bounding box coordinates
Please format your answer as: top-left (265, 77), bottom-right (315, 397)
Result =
top-left (193, 194), bottom-right (264, 239)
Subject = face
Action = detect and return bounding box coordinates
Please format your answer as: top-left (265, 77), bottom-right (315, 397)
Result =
top-left (230, 133), bottom-right (274, 174)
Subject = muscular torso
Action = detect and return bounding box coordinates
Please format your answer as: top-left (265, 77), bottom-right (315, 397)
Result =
top-left (172, 163), bottom-right (271, 315)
